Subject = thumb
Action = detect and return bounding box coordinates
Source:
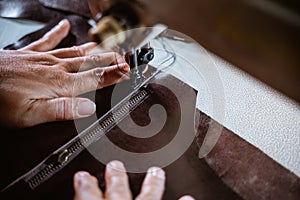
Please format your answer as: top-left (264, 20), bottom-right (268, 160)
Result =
top-left (24, 97), bottom-right (96, 127)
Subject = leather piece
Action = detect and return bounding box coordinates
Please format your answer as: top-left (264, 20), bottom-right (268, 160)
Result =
top-left (38, 0), bottom-right (90, 18)
top-left (0, 72), bottom-right (241, 200)
top-left (0, 0), bottom-right (89, 22)
top-left (0, 0), bottom-right (64, 23)
top-left (1, 73), bottom-right (299, 199)
top-left (4, 15), bottom-right (90, 50)
top-left (196, 112), bottom-right (300, 199)
top-left (1, 0), bottom-right (91, 49)
top-left (4, 19), bottom-right (75, 50)
top-left (0, 1), bottom-right (299, 198)
top-left (0, 67), bottom-right (158, 192)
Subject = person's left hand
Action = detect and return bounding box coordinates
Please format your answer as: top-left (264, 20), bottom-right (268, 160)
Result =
top-left (0, 19), bottom-right (130, 128)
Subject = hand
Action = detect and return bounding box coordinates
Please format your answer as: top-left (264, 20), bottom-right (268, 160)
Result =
top-left (73, 160), bottom-right (195, 200)
top-left (0, 19), bottom-right (130, 128)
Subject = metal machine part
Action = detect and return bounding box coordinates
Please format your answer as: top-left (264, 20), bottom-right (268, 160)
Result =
top-left (88, 0), bottom-right (300, 102)
top-left (125, 43), bottom-right (154, 88)
top-left (87, 0), bottom-right (156, 89)
top-left (88, 0), bottom-right (142, 45)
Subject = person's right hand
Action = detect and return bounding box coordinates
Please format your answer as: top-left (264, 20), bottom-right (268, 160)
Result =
top-left (73, 160), bottom-right (195, 200)
top-left (0, 19), bottom-right (130, 128)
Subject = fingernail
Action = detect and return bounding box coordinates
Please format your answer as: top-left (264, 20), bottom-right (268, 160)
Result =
top-left (180, 195), bottom-right (195, 200)
top-left (117, 63), bottom-right (127, 67)
top-left (108, 160), bottom-right (124, 168)
top-left (148, 167), bottom-right (165, 179)
top-left (117, 63), bottom-right (129, 73)
top-left (58, 19), bottom-right (68, 27)
top-left (75, 171), bottom-right (90, 180)
top-left (107, 160), bottom-right (125, 172)
top-left (78, 101), bottom-right (96, 116)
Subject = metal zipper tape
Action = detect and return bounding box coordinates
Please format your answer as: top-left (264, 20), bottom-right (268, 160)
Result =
top-left (2, 86), bottom-right (150, 191)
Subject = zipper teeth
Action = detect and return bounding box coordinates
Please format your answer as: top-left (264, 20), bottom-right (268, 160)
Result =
top-left (28, 89), bottom-right (148, 189)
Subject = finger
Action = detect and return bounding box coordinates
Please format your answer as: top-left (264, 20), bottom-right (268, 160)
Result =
top-left (105, 160), bottom-right (132, 200)
top-left (61, 52), bottom-right (126, 72)
top-left (21, 19), bottom-right (70, 52)
top-left (71, 63), bottom-right (130, 96)
top-left (73, 171), bottom-right (103, 200)
top-left (21, 97), bottom-right (96, 127)
top-left (135, 167), bottom-right (166, 200)
top-left (178, 195), bottom-right (195, 200)
top-left (48, 42), bottom-right (98, 58)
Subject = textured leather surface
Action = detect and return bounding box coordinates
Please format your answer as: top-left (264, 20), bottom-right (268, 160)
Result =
top-left (196, 111), bottom-right (300, 200)
top-left (0, 1), bottom-right (299, 199)
top-left (2, 71), bottom-right (299, 200)
top-left (1, 70), bottom-right (242, 200)
top-left (2, 77), bottom-right (300, 199)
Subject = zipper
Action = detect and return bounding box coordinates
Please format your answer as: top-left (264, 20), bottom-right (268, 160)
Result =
top-left (13, 87), bottom-right (149, 190)
top-left (2, 69), bottom-right (161, 193)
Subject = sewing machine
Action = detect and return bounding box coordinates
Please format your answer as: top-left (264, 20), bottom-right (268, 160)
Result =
top-left (88, 0), bottom-right (300, 102)
top-left (0, 0), bottom-right (299, 199)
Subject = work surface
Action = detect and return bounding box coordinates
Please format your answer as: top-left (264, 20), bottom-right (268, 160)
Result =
top-left (0, 17), bottom-right (299, 178)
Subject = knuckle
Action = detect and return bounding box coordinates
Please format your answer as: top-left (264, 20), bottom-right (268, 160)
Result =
top-left (58, 59), bottom-right (80, 72)
top-left (105, 52), bottom-right (118, 65)
top-left (72, 73), bottom-right (88, 94)
top-left (87, 54), bottom-right (102, 66)
top-left (94, 68), bottom-right (105, 88)
top-left (61, 74), bottom-right (75, 96)
top-left (59, 60), bottom-right (72, 70)
top-left (89, 54), bottom-right (99, 61)
top-left (71, 46), bottom-right (84, 57)
top-left (55, 62), bottom-right (67, 71)
top-left (55, 98), bottom-right (72, 120)
top-left (47, 70), bottom-right (72, 93)
top-left (111, 52), bottom-right (118, 58)
top-left (42, 54), bottom-right (59, 65)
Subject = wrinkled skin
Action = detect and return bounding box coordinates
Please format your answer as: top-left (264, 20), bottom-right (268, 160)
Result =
top-left (0, 19), bottom-right (130, 128)
top-left (1, 19), bottom-right (195, 200)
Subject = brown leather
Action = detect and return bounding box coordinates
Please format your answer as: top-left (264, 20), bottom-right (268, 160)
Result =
top-left (0, 0), bottom-right (89, 22)
top-left (197, 111), bottom-right (300, 199)
top-left (0, 0), bottom-right (91, 49)
top-left (1, 69), bottom-right (241, 200)
top-left (38, 0), bottom-right (90, 18)
top-left (0, 1), bottom-right (299, 199)
top-left (2, 70), bottom-right (299, 200)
